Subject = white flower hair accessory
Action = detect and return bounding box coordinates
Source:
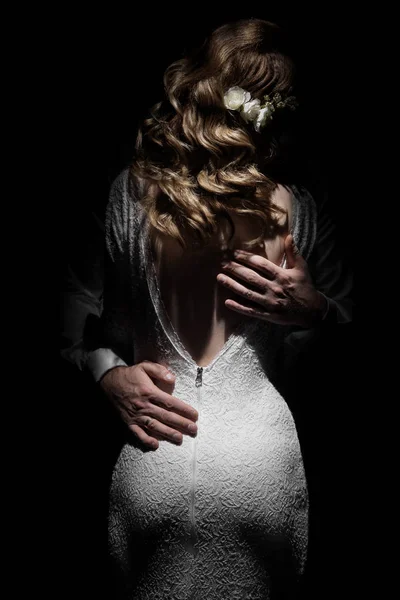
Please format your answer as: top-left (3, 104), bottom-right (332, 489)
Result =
top-left (223, 86), bottom-right (298, 133)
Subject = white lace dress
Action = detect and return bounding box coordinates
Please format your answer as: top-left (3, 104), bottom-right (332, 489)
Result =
top-left (99, 170), bottom-right (318, 599)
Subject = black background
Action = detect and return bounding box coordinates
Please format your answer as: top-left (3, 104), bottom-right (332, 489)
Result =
top-left (56, 7), bottom-right (356, 599)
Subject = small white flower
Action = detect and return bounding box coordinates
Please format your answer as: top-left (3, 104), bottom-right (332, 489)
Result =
top-left (254, 106), bottom-right (272, 132)
top-left (223, 86), bottom-right (251, 111)
top-left (240, 99), bottom-right (261, 123)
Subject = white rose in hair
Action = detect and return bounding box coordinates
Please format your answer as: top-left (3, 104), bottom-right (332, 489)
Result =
top-left (254, 105), bottom-right (272, 132)
top-left (240, 99), bottom-right (261, 123)
top-left (223, 86), bottom-right (251, 111)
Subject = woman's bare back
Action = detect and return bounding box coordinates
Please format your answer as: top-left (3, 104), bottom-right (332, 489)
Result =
top-left (150, 185), bottom-right (294, 366)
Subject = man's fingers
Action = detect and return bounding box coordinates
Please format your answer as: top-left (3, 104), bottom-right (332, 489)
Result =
top-left (224, 299), bottom-right (271, 320)
top-left (216, 273), bottom-right (266, 306)
top-left (128, 423), bottom-right (159, 450)
top-left (232, 249), bottom-right (280, 279)
top-left (144, 405), bottom-right (198, 436)
top-left (148, 387), bottom-right (199, 423)
top-left (225, 299), bottom-right (286, 324)
top-left (136, 416), bottom-right (185, 445)
top-left (220, 261), bottom-right (268, 291)
top-left (284, 234), bottom-right (305, 269)
top-left (139, 361), bottom-right (176, 383)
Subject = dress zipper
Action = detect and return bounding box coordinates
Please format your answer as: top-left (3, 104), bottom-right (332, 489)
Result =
top-left (195, 366), bottom-right (203, 387)
top-left (188, 367), bottom-right (203, 557)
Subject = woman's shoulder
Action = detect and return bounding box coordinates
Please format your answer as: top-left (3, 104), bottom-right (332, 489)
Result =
top-left (271, 184), bottom-right (294, 229)
top-left (105, 169), bottom-right (145, 243)
top-left (271, 183), bottom-right (316, 232)
top-left (109, 168), bottom-right (146, 205)
top-left (283, 183), bottom-right (318, 261)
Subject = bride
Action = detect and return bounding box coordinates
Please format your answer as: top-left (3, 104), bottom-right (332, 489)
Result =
top-left (63, 18), bottom-right (352, 599)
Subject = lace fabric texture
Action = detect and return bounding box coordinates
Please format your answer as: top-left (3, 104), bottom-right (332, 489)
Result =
top-left (106, 171), bottom-right (317, 599)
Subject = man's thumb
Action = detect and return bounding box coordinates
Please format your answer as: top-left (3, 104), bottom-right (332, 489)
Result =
top-left (285, 234), bottom-right (302, 268)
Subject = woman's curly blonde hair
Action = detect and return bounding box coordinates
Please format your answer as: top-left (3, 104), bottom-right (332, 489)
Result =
top-left (130, 18), bottom-right (297, 249)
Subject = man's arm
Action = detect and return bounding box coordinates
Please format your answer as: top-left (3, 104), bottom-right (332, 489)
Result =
top-left (60, 173), bottom-right (130, 381)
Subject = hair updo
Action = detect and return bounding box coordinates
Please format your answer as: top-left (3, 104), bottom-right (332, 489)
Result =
top-left (131, 18), bottom-right (297, 249)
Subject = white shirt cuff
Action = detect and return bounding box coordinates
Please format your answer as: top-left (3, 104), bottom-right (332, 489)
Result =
top-left (86, 348), bottom-right (128, 383)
